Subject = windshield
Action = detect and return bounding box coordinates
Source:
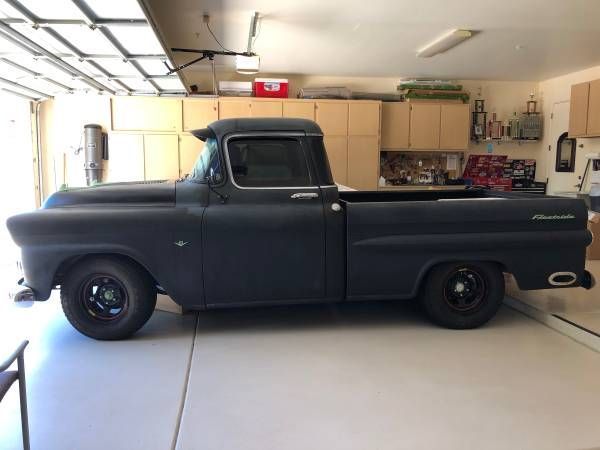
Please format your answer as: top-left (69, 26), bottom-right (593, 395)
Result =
top-left (188, 138), bottom-right (221, 182)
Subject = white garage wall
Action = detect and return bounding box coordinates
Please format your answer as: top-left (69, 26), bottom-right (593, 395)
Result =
top-left (0, 92), bottom-right (36, 287)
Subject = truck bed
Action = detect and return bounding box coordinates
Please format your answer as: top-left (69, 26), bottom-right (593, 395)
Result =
top-left (339, 188), bottom-right (591, 300)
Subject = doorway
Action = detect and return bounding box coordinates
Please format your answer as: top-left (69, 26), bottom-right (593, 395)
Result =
top-left (0, 93), bottom-right (36, 291)
top-left (547, 101), bottom-right (573, 194)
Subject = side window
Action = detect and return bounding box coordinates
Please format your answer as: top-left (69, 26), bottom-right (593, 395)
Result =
top-left (227, 138), bottom-right (312, 187)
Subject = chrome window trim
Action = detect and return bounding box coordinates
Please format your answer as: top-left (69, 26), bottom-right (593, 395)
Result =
top-left (223, 132), bottom-right (320, 191)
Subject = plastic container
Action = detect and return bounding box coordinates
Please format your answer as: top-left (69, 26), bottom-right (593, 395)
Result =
top-left (254, 78), bottom-right (288, 98)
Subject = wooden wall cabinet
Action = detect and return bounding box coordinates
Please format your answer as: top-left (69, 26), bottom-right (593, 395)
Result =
top-left (568, 79), bottom-right (600, 138)
top-left (250, 100), bottom-right (282, 117)
top-left (569, 82), bottom-right (590, 137)
top-left (381, 102), bottom-right (410, 148)
top-left (183, 98), bottom-right (218, 131)
top-left (347, 136), bottom-right (379, 190)
top-left (316, 102), bottom-right (350, 185)
top-left (586, 79), bottom-right (600, 136)
top-left (409, 103), bottom-right (440, 149)
top-left (348, 102), bottom-right (380, 135)
top-left (381, 101), bottom-right (469, 150)
top-left (112, 97), bottom-right (181, 132)
top-left (107, 97), bottom-right (383, 191)
top-left (315, 102), bottom-right (348, 135)
top-left (283, 101), bottom-right (315, 120)
top-left (323, 136), bottom-right (348, 184)
top-left (179, 135), bottom-right (201, 177)
top-left (439, 104), bottom-right (470, 149)
top-left (218, 99), bottom-right (251, 119)
top-left (346, 101), bottom-right (381, 190)
top-left (144, 134), bottom-right (180, 180)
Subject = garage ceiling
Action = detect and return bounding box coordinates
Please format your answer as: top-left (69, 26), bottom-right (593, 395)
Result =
top-left (142, 0), bottom-right (600, 83)
top-left (0, 0), bottom-right (185, 100)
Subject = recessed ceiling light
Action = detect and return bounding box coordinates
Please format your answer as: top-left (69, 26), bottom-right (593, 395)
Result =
top-left (416, 29), bottom-right (473, 58)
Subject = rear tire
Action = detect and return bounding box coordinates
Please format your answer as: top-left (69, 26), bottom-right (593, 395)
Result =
top-left (420, 262), bottom-right (504, 329)
top-left (60, 257), bottom-right (156, 340)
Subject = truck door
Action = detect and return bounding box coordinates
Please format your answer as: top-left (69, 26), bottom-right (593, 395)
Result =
top-left (202, 134), bottom-right (326, 305)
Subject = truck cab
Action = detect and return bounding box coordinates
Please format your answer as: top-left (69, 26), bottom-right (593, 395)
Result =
top-left (184, 118), bottom-right (345, 306)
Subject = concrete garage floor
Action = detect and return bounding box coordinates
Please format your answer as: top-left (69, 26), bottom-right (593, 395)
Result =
top-left (2, 298), bottom-right (600, 450)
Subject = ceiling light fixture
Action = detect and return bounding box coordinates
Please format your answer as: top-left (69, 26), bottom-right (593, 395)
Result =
top-left (416, 29), bottom-right (473, 58)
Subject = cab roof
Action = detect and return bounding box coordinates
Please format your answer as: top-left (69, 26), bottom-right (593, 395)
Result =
top-left (191, 117), bottom-right (323, 142)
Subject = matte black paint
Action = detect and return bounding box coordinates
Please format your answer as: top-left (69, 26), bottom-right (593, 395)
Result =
top-left (6, 118), bottom-right (593, 310)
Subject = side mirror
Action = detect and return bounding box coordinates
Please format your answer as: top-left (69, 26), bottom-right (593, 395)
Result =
top-left (207, 168), bottom-right (223, 185)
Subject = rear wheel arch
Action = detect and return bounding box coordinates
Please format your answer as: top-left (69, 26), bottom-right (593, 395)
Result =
top-left (416, 259), bottom-right (506, 295)
top-left (418, 260), bottom-right (505, 329)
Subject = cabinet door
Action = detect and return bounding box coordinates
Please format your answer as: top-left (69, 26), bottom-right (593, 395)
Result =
top-left (409, 103), bottom-right (440, 149)
top-left (323, 136), bottom-right (348, 184)
top-left (439, 104), bottom-right (470, 149)
top-left (348, 102), bottom-right (380, 136)
top-left (218, 99), bottom-right (251, 119)
top-left (283, 101), bottom-right (315, 120)
top-left (106, 134), bottom-right (145, 182)
top-left (347, 136), bottom-right (379, 190)
top-left (144, 134), bottom-right (179, 180)
top-left (251, 100), bottom-right (282, 117)
top-left (179, 134), bottom-right (202, 177)
top-left (315, 102), bottom-right (348, 135)
top-left (112, 97), bottom-right (182, 132)
top-left (183, 99), bottom-right (218, 131)
top-left (381, 102), bottom-right (410, 148)
top-left (586, 80), bottom-right (600, 136)
top-left (569, 82), bottom-right (590, 137)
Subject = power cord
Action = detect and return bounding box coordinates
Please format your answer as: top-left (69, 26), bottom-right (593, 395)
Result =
top-left (206, 22), bottom-right (234, 53)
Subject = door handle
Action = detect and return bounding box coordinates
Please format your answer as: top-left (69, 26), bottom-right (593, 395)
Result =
top-left (290, 192), bottom-right (319, 200)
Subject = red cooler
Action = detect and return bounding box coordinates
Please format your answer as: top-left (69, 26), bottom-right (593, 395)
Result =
top-left (254, 78), bottom-right (289, 98)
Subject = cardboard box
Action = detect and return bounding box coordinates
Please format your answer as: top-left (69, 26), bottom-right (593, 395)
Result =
top-left (587, 212), bottom-right (600, 260)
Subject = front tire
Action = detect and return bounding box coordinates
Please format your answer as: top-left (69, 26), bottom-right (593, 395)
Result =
top-left (60, 257), bottom-right (156, 340)
top-left (420, 262), bottom-right (504, 329)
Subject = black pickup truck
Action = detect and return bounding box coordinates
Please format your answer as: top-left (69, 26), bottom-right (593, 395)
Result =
top-left (7, 118), bottom-right (594, 339)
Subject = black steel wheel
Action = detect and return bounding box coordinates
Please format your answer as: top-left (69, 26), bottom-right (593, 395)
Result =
top-left (61, 257), bottom-right (156, 340)
top-left (443, 268), bottom-right (486, 313)
top-left (79, 275), bottom-right (129, 321)
top-left (420, 262), bottom-right (504, 329)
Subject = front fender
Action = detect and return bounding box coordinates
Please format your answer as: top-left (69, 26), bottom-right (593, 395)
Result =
top-left (19, 243), bottom-right (161, 301)
top-left (7, 206), bottom-right (205, 307)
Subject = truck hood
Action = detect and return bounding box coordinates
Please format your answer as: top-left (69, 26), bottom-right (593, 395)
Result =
top-left (42, 180), bottom-right (176, 208)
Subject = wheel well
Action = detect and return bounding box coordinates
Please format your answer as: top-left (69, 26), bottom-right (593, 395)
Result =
top-left (417, 260), bottom-right (507, 294)
top-left (53, 253), bottom-right (159, 289)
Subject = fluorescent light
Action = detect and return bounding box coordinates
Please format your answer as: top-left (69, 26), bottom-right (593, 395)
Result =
top-left (416, 29), bottom-right (473, 58)
top-left (236, 55), bottom-right (260, 75)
